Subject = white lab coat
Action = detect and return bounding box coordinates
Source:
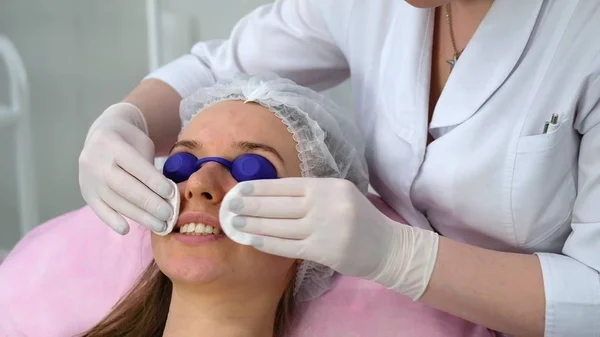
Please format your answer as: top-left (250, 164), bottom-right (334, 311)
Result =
top-left (147, 0), bottom-right (600, 336)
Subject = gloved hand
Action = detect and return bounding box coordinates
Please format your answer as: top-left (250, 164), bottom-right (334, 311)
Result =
top-left (219, 177), bottom-right (440, 300)
top-left (79, 102), bottom-right (175, 235)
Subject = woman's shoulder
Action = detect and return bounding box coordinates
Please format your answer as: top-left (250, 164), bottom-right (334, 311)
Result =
top-left (541, 0), bottom-right (600, 64)
top-left (524, 0), bottom-right (600, 87)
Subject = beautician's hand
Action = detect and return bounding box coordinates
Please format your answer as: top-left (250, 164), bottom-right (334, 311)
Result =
top-left (79, 103), bottom-right (174, 234)
top-left (220, 178), bottom-right (440, 300)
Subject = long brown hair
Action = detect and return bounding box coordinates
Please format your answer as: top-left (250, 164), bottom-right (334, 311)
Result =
top-left (80, 261), bottom-right (295, 337)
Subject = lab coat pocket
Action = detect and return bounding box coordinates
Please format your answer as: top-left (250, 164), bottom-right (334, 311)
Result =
top-left (511, 120), bottom-right (577, 248)
top-left (516, 120), bottom-right (569, 153)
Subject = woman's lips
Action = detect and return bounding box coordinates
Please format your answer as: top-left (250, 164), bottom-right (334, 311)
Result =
top-left (175, 212), bottom-right (222, 232)
top-left (172, 232), bottom-right (226, 245)
top-left (172, 211), bottom-right (226, 245)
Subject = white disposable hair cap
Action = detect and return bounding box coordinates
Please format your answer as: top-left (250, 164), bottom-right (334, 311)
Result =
top-left (180, 73), bottom-right (369, 303)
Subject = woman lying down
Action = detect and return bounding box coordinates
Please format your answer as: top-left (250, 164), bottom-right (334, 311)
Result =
top-left (81, 74), bottom-right (369, 337)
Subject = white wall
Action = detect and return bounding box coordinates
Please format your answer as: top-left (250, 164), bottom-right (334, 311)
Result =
top-left (0, 0), bottom-right (353, 251)
top-left (0, 0), bottom-right (149, 250)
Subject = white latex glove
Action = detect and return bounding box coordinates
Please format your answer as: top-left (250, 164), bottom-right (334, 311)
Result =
top-left (79, 102), bottom-right (176, 235)
top-left (219, 177), bottom-right (440, 300)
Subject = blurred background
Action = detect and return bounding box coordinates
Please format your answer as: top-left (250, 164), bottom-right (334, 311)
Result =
top-left (0, 0), bottom-right (353, 252)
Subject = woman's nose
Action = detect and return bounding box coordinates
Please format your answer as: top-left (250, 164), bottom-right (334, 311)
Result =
top-left (183, 162), bottom-right (234, 204)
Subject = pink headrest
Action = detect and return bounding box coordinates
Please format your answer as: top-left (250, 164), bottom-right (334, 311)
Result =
top-left (0, 195), bottom-right (495, 337)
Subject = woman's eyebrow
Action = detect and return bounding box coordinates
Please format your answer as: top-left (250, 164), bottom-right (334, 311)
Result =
top-left (170, 139), bottom-right (284, 163)
top-left (233, 141), bottom-right (285, 163)
top-left (169, 140), bottom-right (199, 153)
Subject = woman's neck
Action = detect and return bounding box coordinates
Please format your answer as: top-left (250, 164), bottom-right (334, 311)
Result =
top-left (163, 283), bottom-right (281, 337)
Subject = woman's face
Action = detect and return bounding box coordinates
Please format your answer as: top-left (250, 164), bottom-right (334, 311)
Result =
top-left (152, 100), bottom-right (301, 294)
top-left (404, 0), bottom-right (452, 8)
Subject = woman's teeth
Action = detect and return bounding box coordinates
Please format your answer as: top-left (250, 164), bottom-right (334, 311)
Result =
top-left (179, 223), bottom-right (222, 235)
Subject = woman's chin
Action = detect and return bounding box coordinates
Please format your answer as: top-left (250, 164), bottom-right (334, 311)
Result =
top-left (152, 232), bottom-right (232, 283)
top-left (161, 257), bottom-right (224, 284)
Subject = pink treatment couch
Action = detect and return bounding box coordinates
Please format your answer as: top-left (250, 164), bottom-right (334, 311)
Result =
top-left (0, 195), bottom-right (496, 337)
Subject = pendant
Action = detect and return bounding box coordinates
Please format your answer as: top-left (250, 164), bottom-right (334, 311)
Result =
top-left (446, 54), bottom-right (459, 70)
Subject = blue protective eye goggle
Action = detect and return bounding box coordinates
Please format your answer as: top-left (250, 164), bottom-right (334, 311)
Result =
top-left (163, 152), bottom-right (279, 184)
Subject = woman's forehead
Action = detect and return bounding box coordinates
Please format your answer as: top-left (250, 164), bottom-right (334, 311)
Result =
top-left (190, 101), bottom-right (278, 128)
top-left (180, 101), bottom-right (293, 149)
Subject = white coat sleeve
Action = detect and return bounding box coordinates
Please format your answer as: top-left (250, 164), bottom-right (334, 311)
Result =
top-left (535, 75), bottom-right (600, 337)
top-left (145, 0), bottom-right (350, 99)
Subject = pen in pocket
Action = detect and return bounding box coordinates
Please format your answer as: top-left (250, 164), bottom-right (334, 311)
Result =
top-left (542, 114), bottom-right (559, 134)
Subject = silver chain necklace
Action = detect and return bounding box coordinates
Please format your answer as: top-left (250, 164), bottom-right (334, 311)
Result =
top-left (444, 4), bottom-right (462, 70)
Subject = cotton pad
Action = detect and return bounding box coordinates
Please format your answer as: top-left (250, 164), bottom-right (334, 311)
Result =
top-left (152, 180), bottom-right (180, 236)
top-left (219, 185), bottom-right (254, 246)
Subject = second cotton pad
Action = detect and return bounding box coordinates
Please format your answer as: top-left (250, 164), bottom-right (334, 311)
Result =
top-left (219, 184), bottom-right (254, 246)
